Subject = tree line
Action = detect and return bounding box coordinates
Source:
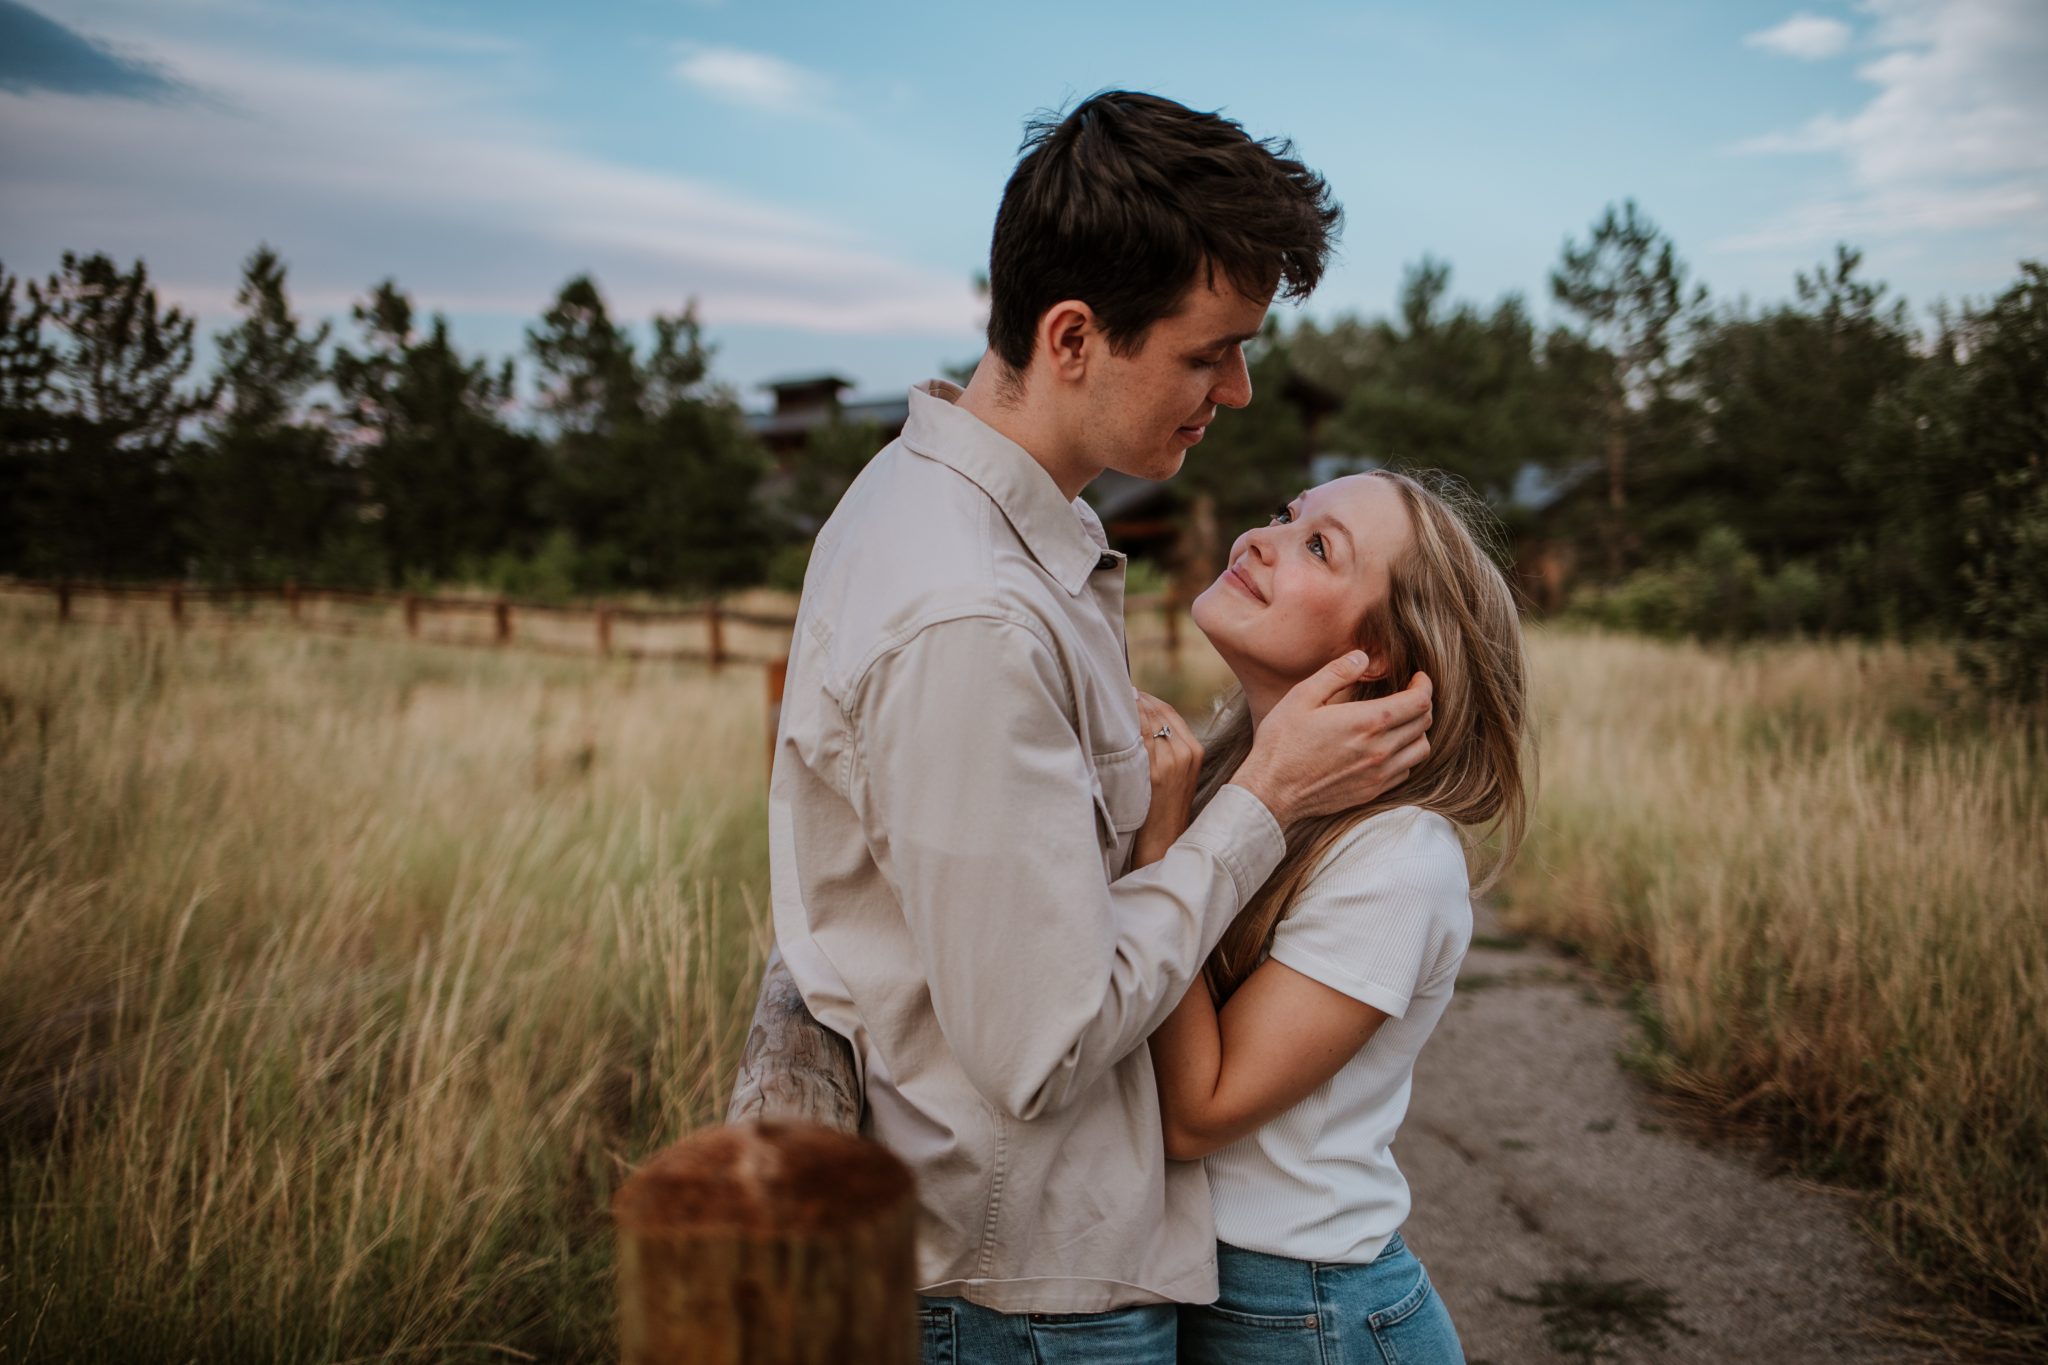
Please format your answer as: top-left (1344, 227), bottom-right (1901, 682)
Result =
top-left (1190, 204), bottom-right (2044, 701)
top-left (0, 248), bottom-right (772, 599)
top-left (1, 206), bottom-right (2042, 699)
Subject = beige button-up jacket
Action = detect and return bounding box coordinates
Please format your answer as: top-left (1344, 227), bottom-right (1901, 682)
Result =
top-left (769, 380), bottom-right (1286, 1313)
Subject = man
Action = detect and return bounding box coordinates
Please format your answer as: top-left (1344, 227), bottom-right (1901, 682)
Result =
top-left (769, 91), bottom-right (1433, 1361)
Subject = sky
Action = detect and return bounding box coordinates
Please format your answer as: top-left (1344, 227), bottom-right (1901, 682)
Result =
top-left (3, 0), bottom-right (2044, 409)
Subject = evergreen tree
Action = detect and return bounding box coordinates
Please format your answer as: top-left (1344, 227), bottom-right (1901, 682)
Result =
top-left (187, 246), bottom-right (338, 583)
top-left (1301, 259), bottom-right (1597, 518)
top-left (1666, 247), bottom-right (1924, 628)
top-left (526, 278), bottom-right (767, 590)
top-left (24, 252), bottom-right (212, 579)
top-left (1936, 262), bottom-right (2048, 701)
top-left (0, 262), bottom-right (54, 573)
top-left (333, 281), bottom-right (543, 584)
top-left (1551, 201), bottom-right (1705, 573)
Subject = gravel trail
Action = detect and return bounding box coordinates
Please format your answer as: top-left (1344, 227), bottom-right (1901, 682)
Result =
top-left (1398, 904), bottom-right (1938, 1364)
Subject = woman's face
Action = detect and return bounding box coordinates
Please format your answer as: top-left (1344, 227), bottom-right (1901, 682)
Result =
top-left (1191, 474), bottom-right (1416, 695)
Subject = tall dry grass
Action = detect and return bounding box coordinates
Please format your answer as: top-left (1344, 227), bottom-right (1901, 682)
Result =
top-left (1, 612), bottom-right (775, 1361)
top-left (3, 609), bottom-right (2041, 1358)
top-left (1499, 626), bottom-right (2047, 1353)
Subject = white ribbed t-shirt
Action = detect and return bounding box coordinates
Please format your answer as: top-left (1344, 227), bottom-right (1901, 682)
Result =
top-left (1205, 804), bottom-right (1473, 1264)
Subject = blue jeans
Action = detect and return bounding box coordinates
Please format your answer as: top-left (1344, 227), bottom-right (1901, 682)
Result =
top-left (1179, 1233), bottom-right (1466, 1364)
top-left (918, 1297), bottom-right (1177, 1364)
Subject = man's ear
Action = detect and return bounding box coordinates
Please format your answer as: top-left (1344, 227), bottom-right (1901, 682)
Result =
top-left (1036, 299), bottom-right (1095, 383)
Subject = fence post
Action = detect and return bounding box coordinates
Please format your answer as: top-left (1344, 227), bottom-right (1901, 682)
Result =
top-left (596, 607), bottom-right (613, 659)
top-left (404, 594), bottom-right (421, 638)
top-left (169, 585), bottom-right (186, 630)
top-left (494, 599), bottom-right (511, 646)
top-left (613, 1119), bottom-right (915, 1365)
top-left (1162, 594), bottom-right (1180, 665)
top-left (706, 601), bottom-right (726, 670)
top-left (56, 581), bottom-right (72, 625)
top-left (285, 581), bottom-right (301, 623)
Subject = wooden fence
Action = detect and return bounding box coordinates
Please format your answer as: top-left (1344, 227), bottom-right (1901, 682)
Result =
top-left (0, 577), bottom-right (1191, 670)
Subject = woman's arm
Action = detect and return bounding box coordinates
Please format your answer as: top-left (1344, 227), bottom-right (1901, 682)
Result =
top-left (1148, 957), bottom-right (1388, 1160)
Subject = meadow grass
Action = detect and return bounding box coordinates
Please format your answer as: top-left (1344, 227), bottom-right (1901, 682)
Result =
top-left (1, 610), bottom-right (2041, 1359)
top-left (1498, 626), bottom-right (2047, 1355)
top-left (1, 612), bottom-right (775, 1361)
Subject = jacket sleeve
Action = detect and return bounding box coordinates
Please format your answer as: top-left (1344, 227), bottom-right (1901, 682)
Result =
top-left (848, 613), bottom-right (1285, 1120)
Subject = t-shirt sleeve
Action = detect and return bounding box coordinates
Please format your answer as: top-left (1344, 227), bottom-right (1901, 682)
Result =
top-left (1264, 822), bottom-right (1472, 1020)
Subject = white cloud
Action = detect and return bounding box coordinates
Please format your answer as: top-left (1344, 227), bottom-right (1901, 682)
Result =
top-left (1744, 13), bottom-right (1854, 60)
top-left (0, 34), bottom-right (977, 338)
top-left (1720, 0), bottom-right (2048, 253)
top-left (672, 44), bottom-right (826, 116)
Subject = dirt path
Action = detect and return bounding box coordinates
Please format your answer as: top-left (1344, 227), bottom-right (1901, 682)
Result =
top-left (1399, 904), bottom-right (1937, 1364)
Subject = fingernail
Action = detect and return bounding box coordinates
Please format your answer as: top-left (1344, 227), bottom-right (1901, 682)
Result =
top-left (1346, 650), bottom-right (1369, 670)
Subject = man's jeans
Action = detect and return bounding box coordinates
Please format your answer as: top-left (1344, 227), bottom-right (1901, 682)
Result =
top-left (918, 1297), bottom-right (1176, 1364)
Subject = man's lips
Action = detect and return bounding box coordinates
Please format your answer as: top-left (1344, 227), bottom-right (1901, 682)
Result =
top-left (1225, 562), bottom-right (1265, 603)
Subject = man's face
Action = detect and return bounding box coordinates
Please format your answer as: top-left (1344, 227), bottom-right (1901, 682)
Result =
top-left (1081, 275), bottom-right (1270, 482)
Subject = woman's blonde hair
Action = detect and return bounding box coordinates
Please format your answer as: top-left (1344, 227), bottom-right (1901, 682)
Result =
top-left (1194, 469), bottom-right (1530, 1001)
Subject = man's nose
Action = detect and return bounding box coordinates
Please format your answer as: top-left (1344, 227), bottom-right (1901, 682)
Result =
top-left (1211, 346), bottom-right (1252, 410)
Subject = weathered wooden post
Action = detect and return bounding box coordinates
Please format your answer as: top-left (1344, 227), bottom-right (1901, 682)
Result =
top-left (56, 581), bottom-right (72, 625)
top-left (610, 948), bottom-right (899, 1363)
top-left (1162, 594), bottom-right (1180, 665)
top-left (404, 594), bottom-right (421, 638)
top-left (612, 1119), bottom-right (915, 1365)
top-left (168, 585), bottom-right (186, 630)
top-left (285, 581), bottom-right (302, 623)
top-left (494, 599), bottom-right (512, 646)
top-left (706, 601), bottom-right (726, 670)
top-left (597, 607), bottom-right (614, 658)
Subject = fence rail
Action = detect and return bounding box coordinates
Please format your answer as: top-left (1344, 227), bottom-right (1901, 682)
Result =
top-left (0, 577), bottom-right (1187, 668)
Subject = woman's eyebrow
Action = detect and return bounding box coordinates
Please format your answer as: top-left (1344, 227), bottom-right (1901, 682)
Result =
top-left (1296, 491), bottom-right (1354, 561)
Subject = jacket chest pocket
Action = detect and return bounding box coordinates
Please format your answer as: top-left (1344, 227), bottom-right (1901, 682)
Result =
top-left (1090, 741), bottom-right (1151, 850)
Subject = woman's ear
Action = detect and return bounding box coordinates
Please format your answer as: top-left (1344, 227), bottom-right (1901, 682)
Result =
top-left (1355, 642), bottom-right (1394, 683)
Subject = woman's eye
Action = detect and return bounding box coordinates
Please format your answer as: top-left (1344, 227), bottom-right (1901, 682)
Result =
top-left (1309, 534), bottom-right (1327, 561)
top-left (1270, 505), bottom-right (1294, 526)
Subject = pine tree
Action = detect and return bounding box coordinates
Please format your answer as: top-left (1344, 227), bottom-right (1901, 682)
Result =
top-left (26, 252), bottom-right (212, 579)
top-left (0, 262), bottom-right (55, 573)
top-left (332, 281), bottom-right (542, 583)
top-left (187, 245), bottom-right (338, 583)
top-left (1551, 202), bottom-right (1705, 574)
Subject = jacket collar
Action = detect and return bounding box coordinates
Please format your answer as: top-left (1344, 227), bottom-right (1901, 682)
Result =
top-left (899, 379), bottom-right (1109, 595)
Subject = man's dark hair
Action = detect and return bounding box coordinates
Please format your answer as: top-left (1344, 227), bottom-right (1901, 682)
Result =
top-left (984, 90), bottom-right (1341, 372)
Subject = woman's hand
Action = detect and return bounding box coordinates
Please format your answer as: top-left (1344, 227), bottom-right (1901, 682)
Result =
top-left (1133, 691), bottom-right (1202, 868)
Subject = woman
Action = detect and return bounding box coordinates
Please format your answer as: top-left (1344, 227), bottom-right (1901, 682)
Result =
top-left (1134, 470), bottom-right (1528, 1364)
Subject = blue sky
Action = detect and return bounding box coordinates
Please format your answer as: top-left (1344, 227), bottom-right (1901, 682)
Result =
top-left (3, 0), bottom-right (2043, 407)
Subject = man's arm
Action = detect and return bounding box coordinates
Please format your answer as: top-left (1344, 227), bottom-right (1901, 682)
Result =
top-left (851, 614), bottom-right (1285, 1122)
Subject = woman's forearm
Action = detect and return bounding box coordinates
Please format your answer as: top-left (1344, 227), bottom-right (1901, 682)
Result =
top-left (1147, 977), bottom-right (1226, 1160)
